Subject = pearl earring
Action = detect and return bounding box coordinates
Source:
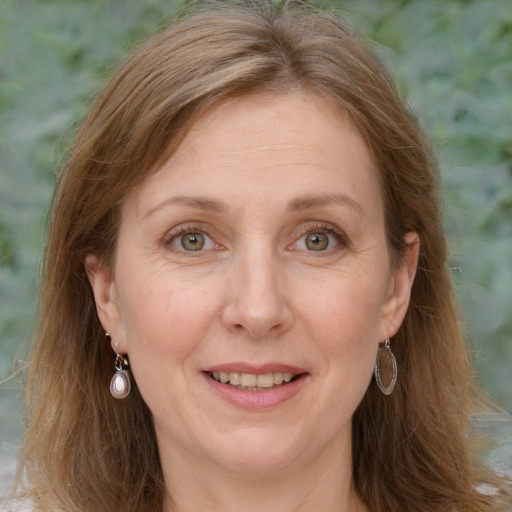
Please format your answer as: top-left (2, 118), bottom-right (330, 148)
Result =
top-left (110, 340), bottom-right (131, 399)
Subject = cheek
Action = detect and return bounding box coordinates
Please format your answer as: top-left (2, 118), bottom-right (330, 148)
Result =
top-left (316, 294), bottom-right (380, 386)
top-left (301, 273), bottom-right (386, 349)
top-left (116, 271), bottom-right (218, 368)
top-left (115, 273), bottom-right (221, 423)
top-left (299, 270), bottom-right (386, 393)
top-left (294, 277), bottom-right (383, 439)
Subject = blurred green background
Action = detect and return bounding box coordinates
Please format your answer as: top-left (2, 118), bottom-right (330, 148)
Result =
top-left (0, 0), bottom-right (510, 461)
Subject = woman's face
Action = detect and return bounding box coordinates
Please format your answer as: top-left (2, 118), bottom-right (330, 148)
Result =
top-left (88, 92), bottom-right (417, 478)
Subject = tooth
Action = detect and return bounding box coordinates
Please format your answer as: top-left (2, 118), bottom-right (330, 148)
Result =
top-left (240, 373), bottom-right (257, 387)
top-left (229, 372), bottom-right (241, 385)
top-left (256, 373), bottom-right (274, 388)
top-left (273, 372), bottom-right (284, 385)
top-left (216, 370), bottom-right (297, 387)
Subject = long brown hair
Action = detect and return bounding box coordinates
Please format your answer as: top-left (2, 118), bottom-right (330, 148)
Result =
top-left (14, 1), bottom-right (511, 510)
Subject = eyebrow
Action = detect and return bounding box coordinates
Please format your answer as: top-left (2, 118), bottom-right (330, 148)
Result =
top-left (287, 194), bottom-right (363, 215)
top-left (142, 192), bottom-right (363, 218)
top-left (142, 195), bottom-right (229, 218)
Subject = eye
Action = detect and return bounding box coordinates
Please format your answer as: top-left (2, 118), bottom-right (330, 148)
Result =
top-left (178, 232), bottom-right (206, 251)
top-left (167, 226), bottom-right (217, 252)
top-left (304, 232), bottom-right (329, 251)
top-left (292, 224), bottom-right (347, 253)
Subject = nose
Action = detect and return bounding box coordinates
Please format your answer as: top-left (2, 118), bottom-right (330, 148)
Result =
top-left (222, 240), bottom-right (293, 340)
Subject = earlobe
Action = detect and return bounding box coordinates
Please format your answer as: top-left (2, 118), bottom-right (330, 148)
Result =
top-left (85, 255), bottom-right (123, 342)
top-left (379, 232), bottom-right (420, 340)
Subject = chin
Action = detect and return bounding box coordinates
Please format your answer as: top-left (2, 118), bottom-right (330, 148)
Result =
top-left (205, 426), bottom-right (305, 475)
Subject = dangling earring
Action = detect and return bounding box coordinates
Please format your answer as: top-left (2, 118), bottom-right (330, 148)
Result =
top-left (374, 339), bottom-right (397, 396)
top-left (110, 341), bottom-right (131, 399)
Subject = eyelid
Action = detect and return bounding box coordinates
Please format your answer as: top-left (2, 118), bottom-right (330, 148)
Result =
top-left (163, 223), bottom-right (220, 252)
top-left (290, 222), bottom-right (350, 252)
top-left (162, 221), bottom-right (349, 253)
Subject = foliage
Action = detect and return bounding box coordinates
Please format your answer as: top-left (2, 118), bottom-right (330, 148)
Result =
top-left (334, 0), bottom-right (512, 408)
top-left (0, 0), bottom-right (510, 450)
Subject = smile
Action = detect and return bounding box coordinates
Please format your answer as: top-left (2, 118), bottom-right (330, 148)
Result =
top-left (202, 364), bottom-right (309, 410)
top-left (208, 371), bottom-right (298, 391)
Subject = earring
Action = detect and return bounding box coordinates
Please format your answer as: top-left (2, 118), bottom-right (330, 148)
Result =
top-left (374, 339), bottom-right (397, 396)
top-left (110, 343), bottom-right (131, 399)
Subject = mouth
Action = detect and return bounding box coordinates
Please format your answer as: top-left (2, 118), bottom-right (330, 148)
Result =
top-left (202, 365), bottom-right (309, 410)
top-left (206, 370), bottom-right (300, 391)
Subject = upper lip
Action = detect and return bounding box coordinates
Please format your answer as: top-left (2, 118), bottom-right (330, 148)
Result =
top-left (204, 363), bottom-right (307, 375)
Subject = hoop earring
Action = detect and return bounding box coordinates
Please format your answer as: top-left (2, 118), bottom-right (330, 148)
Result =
top-left (110, 349), bottom-right (131, 400)
top-left (374, 339), bottom-right (397, 396)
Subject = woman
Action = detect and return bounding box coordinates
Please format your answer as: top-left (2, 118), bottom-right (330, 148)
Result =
top-left (12, 1), bottom-right (511, 511)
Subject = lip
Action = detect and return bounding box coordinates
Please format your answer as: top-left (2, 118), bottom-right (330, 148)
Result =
top-left (202, 368), bottom-right (309, 411)
top-left (204, 362), bottom-right (307, 374)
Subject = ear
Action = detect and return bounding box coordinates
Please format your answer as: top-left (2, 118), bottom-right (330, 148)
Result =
top-left (85, 254), bottom-right (127, 352)
top-left (379, 232), bottom-right (420, 340)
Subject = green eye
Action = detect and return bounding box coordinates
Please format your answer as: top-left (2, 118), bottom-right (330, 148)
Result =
top-left (305, 233), bottom-right (329, 251)
top-left (180, 233), bottom-right (205, 251)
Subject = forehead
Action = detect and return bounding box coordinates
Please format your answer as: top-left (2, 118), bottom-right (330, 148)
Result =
top-left (124, 92), bottom-right (383, 220)
top-left (183, 92), bottom-right (368, 163)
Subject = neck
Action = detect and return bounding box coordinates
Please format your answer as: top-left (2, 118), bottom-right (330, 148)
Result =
top-left (159, 437), bottom-right (368, 512)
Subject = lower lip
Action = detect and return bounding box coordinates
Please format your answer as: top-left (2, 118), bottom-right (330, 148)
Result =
top-left (202, 372), bottom-right (309, 411)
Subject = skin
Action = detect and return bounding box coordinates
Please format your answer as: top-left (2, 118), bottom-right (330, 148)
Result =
top-left (87, 92), bottom-right (419, 512)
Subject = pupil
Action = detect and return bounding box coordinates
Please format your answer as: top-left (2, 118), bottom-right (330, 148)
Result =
top-left (306, 233), bottom-right (328, 251)
top-left (182, 233), bottom-right (205, 251)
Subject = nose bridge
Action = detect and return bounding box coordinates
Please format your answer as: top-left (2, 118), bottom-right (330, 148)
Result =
top-left (223, 234), bottom-right (292, 338)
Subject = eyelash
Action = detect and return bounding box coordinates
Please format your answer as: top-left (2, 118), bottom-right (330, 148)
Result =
top-left (164, 224), bottom-right (217, 251)
top-left (163, 222), bottom-right (349, 254)
top-left (292, 223), bottom-right (349, 253)
top-left (166, 223), bottom-right (205, 240)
